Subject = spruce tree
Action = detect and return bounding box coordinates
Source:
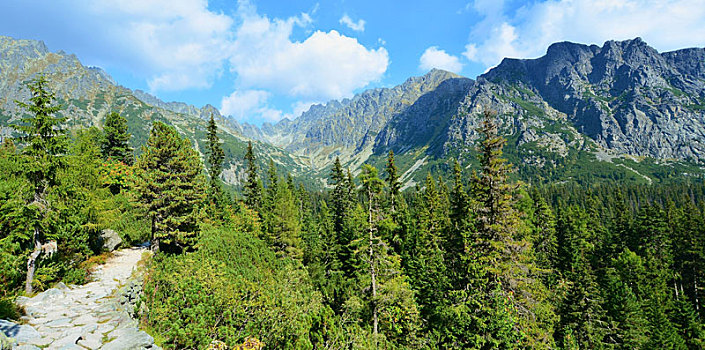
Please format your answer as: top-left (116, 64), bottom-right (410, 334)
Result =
top-left (205, 114), bottom-right (225, 197)
top-left (556, 206), bottom-right (608, 349)
top-left (330, 157), bottom-right (355, 275)
top-left (447, 160), bottom-right (469, 288)
top-left (463, 110), bottom-right (553, 347)
top-left (243, 141), bottom-right (262, 213)
top-left (359, 164), bottom-right (385, 338)
top-left (12, 75), bottom-right (68, 294)
top-left (356, 164), bottom-right (421, 346)
top-left (261, 162), bottom-right (302, 259)
top-left (101, 111), bottom-right (133, 164)
top-left (385, 150), bottom-right (401, 214)
top-left (382, 150), bottom-right (406, 254)
top-left (411, 174), bottom-right (450, 323)
top-left (531, 190), bottom-right (558, 276)
top-left (134, 122), bottom-right (206, 254)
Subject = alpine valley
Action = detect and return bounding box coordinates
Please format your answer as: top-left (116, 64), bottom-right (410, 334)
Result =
top-left (1, 35), bottom-right (704, 189)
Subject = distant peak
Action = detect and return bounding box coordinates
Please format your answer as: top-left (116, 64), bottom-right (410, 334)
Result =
top-left (0, 35), bottom-right (49, 55)
top-left (424, 68), bottom-right (461, 79)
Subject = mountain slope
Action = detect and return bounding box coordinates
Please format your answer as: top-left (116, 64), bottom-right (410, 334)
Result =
top-left (0, 36), bottom-right (313, 188)
top-left (246, 69), bottom-right (474, 170)
top-left (1, 35), bottom-right (703, 190)
top-left (245, 38), bottom-right (705, 186)
top-left (458, 38), bottom-right (705, 161)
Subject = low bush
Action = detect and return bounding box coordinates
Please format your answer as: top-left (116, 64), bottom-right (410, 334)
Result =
top-left (143, 225), bottom-right (338, 349)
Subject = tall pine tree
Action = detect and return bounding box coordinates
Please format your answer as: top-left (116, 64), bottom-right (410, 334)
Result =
top-left (12, 75), bottom-right (68, 294)
top-left (100, 111), bottom-right (133, 165)
top-left (134, 122), bottom-right (206, 254)
top-left (205, 114), bottom-right (225, 200)
top-left (243, 141), bottom-right (262, 213)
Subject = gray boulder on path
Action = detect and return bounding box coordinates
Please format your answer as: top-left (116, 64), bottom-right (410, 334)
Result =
top-left (99, 229), bottom-right (122, 252)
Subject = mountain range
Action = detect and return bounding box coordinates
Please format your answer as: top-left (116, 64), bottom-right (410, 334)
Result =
top-left (1, 35), bottom-right (703, 189)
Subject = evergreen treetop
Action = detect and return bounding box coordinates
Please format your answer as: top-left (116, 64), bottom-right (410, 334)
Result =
top-left (101, 111), bottom-right (133, 165)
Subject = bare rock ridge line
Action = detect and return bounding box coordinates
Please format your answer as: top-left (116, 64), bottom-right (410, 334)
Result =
top-left (0, 247), bottom-right (158, 350)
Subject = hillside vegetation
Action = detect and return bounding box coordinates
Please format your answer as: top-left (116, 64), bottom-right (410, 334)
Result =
top-left (2, 53), bottom-right (705, 350)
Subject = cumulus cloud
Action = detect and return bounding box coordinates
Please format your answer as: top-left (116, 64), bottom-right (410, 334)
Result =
top-left (230, 7), bottom-right (389, 102)
top-left (419, 46), bottom-right (464, 73)
top-left (0, 1), bottom-right (387, 121)
top-left (464, 0), bottom-right (705, 69)
top-left (220, 90), bottom-right (269, 120)
top-left (220, 89), bottom-right (296, 123)
top-left (292, 101), bottom-right (317, 118)
top-left (339, 14), bottom-right (366, 32)
top-left (80, 0), bottom-right (233, 91)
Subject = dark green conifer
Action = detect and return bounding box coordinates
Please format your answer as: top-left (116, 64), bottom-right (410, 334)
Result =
top-left (12, 75), bottom-right (68, 294)
top-left (205, 114), bottom-right (225, 198)
top-left (101, 111), bottom-right (133, 164)
top-left (243, 141), bottom-right (262, 213)
top-left (134, 122), bottom-right (206, 254)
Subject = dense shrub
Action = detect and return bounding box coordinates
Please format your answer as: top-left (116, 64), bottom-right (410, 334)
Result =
top-left (143, 225), bottom-right (337, 349)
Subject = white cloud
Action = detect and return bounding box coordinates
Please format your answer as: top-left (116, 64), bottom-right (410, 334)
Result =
top-left (230, 7), bottom-right (389, 101)
top-left (220, 89), bottom-right (270, 120)
top-left (220, 89), bottom-right (293, 123)
top-left (419, 46), bottom-right (464, 73)
top-left (0, 0), bottom-right (387, 124)
top-left (339, 14), bottom-right (366, 32)
top-left (82, 0), bottom-right (234, 91)
top-left (465, 0), bottom-right (705, 69)
top-left (292, 101), bottom-right (316, 118)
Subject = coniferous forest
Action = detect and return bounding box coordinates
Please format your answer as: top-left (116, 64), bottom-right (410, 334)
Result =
top-left (2, 76), bottom-right (705, 349)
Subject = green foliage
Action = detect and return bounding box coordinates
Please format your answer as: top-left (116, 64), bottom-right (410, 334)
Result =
top-left (243, 141), bottom-right (263, 213)
top-left (101, 111), bottom-right (133, 165)
top-left (0, 298), bottom-right (20, 320)
top-left (133, 122), bottom-right (206, 254)
top-left (260, 164), bottom-right (302, 259)
top-left (205, 114), bottom-right (225, 202)
top-left (3, 77), bottom-right (705, 349)
top-left (143, 225), bottom-right (334, 349)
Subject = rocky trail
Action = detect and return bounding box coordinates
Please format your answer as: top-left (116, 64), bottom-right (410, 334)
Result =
top-left (0, 247), bottom-right (158, 350)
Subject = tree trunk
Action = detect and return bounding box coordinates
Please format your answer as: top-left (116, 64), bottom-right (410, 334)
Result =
top-left (370, 231), bottom-right (378, 338)
top-left (368, 187), bottom-right (379, 339)
top-left (695, 273), bottom-right (700, 314)
top-left (25, 231), bottom-right (41, 294)
top-left (151, 215), bottom-right (159, 253)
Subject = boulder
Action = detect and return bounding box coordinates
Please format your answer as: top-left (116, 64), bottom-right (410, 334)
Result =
top-left (100, 229), bottom-right (122, 252)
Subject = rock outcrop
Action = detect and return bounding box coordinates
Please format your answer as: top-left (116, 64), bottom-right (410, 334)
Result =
top-left (99, 229), bottom-right (122, 252)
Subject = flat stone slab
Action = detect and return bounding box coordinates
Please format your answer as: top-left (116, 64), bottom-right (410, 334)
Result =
top-left (101, 329), bottom-right (154, 350)
top-left (0, 320), bottom-right (40, 344)
top-left (7, 247), bottom-right (157, 349)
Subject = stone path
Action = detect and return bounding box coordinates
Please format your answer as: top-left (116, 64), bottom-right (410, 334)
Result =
top-left (0, 247), bottom-right (159, 350)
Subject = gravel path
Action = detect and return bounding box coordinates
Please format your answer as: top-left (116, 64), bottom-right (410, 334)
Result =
top-left (0, 247), bottom-right (159, 350)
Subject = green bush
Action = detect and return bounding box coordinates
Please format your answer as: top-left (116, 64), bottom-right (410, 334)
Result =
top-left (143, 225), bottom-right (336, 349)
top-left (0, 298), bottom-right (20, 320)
top-left (62, 267), bottom-right (89, 285)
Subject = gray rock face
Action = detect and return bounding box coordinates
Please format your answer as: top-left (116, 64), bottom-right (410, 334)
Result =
top-left (99, 229), bottom-right (122, 252)
top-left (463, 37), bottom-right (705, 162)
top-left (0, 320), bottom-right (40, 346)
top-left (246, 69), bottom-right (474, 167)
top-left (246, 38), bottom-right (705, 172)
top-left (374, 75), bottom-right (474, 156)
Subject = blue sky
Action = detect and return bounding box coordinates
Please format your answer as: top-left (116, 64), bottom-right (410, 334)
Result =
top-left (1, 0), bottom-right (704, 125)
